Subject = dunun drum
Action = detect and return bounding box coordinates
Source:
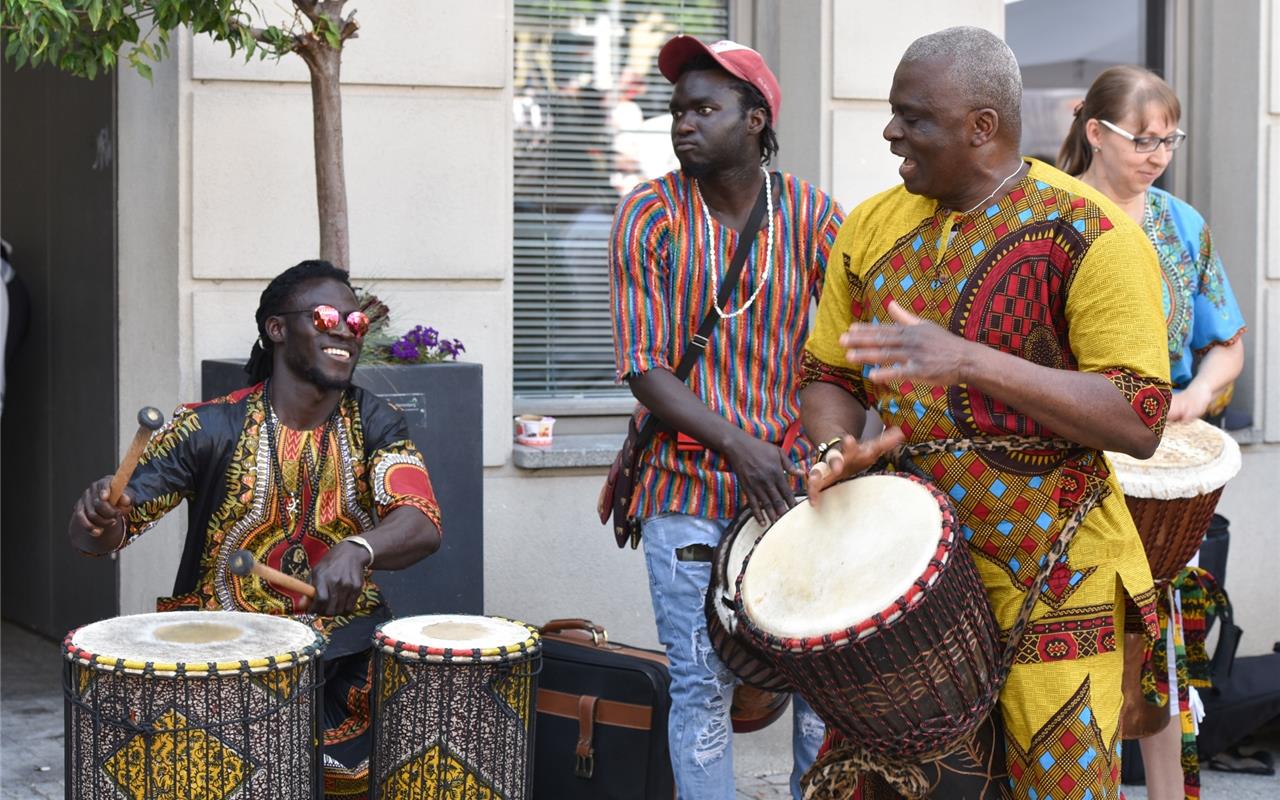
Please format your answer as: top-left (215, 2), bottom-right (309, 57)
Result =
top-left (737, 474), bottom-right (1001, 762)
top-left (1108, 419), bottom-right (1241, 584)
top-left (371, 615), bottom-right (541, 799)
top-left (63, 611), bottom-right (325, 800)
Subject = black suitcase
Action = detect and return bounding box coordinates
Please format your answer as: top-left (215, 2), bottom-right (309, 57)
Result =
top-left (534, 618), bottom-right (675, 799)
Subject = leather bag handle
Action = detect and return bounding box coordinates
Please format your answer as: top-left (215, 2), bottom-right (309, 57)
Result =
top-left (540, 618), bottom-right (610, 646)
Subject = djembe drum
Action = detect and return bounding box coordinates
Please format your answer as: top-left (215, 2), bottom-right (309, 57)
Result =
top-left (1107, 418), bottom-right (1241, 584)
top-left (63, 610), bottom-right (325, 800)
top-left (370, 615), bottom-right (541, 799)
top-left (736, 474), bottom-right (1001, 764)
top-left (704, 510), bottom-right (795, 732)
top-left (1109, 419), bottom-right (1241, 739)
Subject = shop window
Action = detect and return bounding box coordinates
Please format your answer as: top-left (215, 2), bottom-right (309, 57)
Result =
top-left (513, 0), bottom-right (729, 399)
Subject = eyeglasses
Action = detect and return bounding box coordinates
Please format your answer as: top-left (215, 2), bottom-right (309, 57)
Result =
top-left (276, 304), bottom-right (370, 338)
top-left (1098, 119), bottom-right (1187, 153)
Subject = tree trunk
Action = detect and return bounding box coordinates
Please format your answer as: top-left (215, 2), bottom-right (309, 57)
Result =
top-left (304, 44), bottom-right (350, 270)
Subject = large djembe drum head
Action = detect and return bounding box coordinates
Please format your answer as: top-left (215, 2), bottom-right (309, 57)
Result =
top-left (64, 611), bottom-right (325, 800)
top-left (740, 476), bottom-right (943, 639)
top-left (371, 614), bottom-right (541, 800)
top-left (737, 474), bottom-right (1001, 763)
top-left (1108, 419), bottom-right (1241, 583)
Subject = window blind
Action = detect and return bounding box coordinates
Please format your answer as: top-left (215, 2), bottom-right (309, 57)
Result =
top-left (513, 0), bottom-right (730, 398)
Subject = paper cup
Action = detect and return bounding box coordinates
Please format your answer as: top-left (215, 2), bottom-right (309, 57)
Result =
top-left (514, 415), bottom-right (556, 446)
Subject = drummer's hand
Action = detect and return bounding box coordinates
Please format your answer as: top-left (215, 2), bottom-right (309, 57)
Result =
top-left (309, 542), bottom-right (371, 617)
top-left (1167, 383), bottom-right (1212, 423)
top-left (723, 434), bottom-right (804, 526)
top-left (841, 301), bottom-right (976, 387)
top-left (71, 476), bottom-right (133, 539)
top-left (806, 427), bottom-right (906, 508)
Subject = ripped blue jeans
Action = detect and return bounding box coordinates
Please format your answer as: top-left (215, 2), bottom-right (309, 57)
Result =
top-left (642, 513), bottom-right (824, 800)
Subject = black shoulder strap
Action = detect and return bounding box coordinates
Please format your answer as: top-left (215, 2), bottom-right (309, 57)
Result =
top-left (634, 173), bottom-right (773, 444)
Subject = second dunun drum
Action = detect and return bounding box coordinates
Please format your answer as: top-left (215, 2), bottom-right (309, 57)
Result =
top-left (63, 610), bottom-right (325, 800)
top-left (370, 615), bottom-right (541, 799)
top-left (737, 473), bottom-right (1001, 762)
top-left (1107, 418), bottom-right (1241, 583)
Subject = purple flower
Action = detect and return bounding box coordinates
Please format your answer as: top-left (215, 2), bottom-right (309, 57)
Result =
top-left (451, 339), bottom-right (465, 357)
top-left (389, 339), bottom-right (420, 361)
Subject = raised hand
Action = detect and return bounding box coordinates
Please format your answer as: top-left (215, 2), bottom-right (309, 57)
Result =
top-left (841, 300), bottom-right (976, 387)
top-left (69, 475), bottom-right (133, 553)
top-left (806, 427), bottom-right (906, 507)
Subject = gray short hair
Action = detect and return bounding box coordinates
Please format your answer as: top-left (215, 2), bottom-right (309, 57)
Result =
top-left (902, 26), bottom-right (1022, 141)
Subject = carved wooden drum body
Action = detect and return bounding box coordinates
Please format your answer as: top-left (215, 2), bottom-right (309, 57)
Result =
top-left (370, 615), bottom-right (541, 800)
top-left (736, 474), bottom-right (1001, 762)
top-left (1108, 419), bottom-right (1241, 583)
top-left (63, 610), bottom-right (325, 800)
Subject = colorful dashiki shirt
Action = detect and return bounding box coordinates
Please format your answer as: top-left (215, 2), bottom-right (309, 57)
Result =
top-left (114, 382), bottom-right (441, 799)
top-left (610, 170), bottom-right (843, 519)
top-left (804, 158), bottom-right (1170, 799)
top-left (1143, 187), bottom-right (1246, 393)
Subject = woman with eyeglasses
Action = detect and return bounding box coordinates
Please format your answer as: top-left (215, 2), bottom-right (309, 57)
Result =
top-left (1061, 66), bottom-right (1245, 424)
top-left (1060, 66), bottom-right (1246, 800)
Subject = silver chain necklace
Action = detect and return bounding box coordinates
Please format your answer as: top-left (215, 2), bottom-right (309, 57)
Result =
top-left (694, 166), bottom-right (775, 319)
top-left (962, 162), bottom-right (1025, 215)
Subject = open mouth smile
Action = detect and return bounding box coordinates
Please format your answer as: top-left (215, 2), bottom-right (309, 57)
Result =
top-left (323, 347), bottom-right (352, 362)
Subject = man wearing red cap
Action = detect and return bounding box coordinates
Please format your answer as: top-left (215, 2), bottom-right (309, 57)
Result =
top-left (609, 35), bottom-right (849, 798)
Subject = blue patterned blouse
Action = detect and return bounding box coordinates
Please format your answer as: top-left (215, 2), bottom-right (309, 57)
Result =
top-left (1143, 187), bottom-right (1247, 390)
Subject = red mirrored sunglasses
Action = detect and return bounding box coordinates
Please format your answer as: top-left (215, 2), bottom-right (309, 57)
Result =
top-left (276, 304), bottom-right (369, 338)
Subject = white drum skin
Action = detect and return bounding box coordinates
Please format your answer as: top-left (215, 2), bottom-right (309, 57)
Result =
top-left (742, 475), bottom-right (943, 640)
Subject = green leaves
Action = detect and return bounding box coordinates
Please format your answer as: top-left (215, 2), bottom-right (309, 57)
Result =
top-left (0, 0), bottom-right (331, 79)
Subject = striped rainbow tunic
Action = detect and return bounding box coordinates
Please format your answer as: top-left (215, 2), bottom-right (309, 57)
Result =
top-left (610, 170), bottom-right (843, 520)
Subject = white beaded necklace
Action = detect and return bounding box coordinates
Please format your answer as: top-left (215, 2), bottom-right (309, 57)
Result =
top-left (694, 166), bottom-right (775, 319)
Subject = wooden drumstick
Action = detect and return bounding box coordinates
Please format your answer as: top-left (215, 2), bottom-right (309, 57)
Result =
top-left (228, 549), bottom-right (317, 600)
top-left (107, 407), bottom-right (165, 505)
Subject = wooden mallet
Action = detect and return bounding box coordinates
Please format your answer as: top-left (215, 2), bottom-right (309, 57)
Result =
top-left (107, 406), bottom-right (165, 505)
top-left (228, 549), bottom-right (317, 605)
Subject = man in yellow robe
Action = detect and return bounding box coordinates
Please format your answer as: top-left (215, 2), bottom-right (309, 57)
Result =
top-left (801, 27), bottom-right (1169, 800)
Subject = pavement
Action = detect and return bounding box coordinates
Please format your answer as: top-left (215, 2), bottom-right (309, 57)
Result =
top-left (3, 619), bottom-right (1277, 799)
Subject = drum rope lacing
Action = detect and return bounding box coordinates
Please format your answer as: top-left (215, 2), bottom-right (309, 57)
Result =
top-left (800, 435), bottom-right (1109, 800)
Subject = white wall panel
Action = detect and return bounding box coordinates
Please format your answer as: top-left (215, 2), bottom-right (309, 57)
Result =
top-left (191, 90), bottom-right (508, 279)
top-left (1270, 125), bottom-right (1280, 280)
top-left (192, 289), bottom-right (261, 367)
top-left (831, 0), bottom-right (1005, 100)
top-left (1266, 287), bottom-right (1280, 442)
top-left (192, 0), bottom-right (508, 87)
top-left (831, 107), bottom-right (903, 212)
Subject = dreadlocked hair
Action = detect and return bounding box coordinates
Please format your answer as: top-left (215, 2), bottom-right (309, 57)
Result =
top-left (244, 259), bottom-right (353, 385)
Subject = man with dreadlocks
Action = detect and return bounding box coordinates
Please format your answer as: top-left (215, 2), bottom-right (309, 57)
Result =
top-left (68, 260), bottom-right (442, 798)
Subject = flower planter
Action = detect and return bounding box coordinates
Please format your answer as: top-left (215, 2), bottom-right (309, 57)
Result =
top-left (201, 359), bottom-right (484, 616)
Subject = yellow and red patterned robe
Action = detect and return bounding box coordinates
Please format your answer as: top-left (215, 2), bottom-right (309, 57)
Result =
top-left (804, 159), bottom-right (1170, 799)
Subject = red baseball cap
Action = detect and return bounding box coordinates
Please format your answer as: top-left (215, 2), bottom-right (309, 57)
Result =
top-left (658, 36), bottom-right (781, 124)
